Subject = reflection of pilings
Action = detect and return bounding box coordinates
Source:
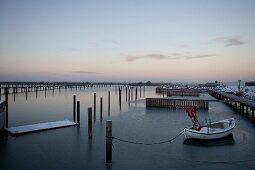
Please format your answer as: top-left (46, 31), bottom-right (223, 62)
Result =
top-left (88, 107), bottom-right (92, 139)
top-left (106, 120), bottom-right (112, 164)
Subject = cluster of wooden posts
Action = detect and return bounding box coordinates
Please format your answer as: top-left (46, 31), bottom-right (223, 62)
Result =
top-left (0, 84), bottom-right (148, 165)
top-left (166, 90), bottom-right (200, 97)
top-left (210, 90), bottom-right (255, 121)
top-left (146, 98), bottom-right (209, 109)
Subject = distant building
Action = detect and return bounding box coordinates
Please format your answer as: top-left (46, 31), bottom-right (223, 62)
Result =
top-left (245, 82), bottom-right (255, 86)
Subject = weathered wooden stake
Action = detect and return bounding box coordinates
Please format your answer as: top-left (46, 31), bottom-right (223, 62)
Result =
top-left (73, 95), bottom-right (76, 122)
top-left (100, 97), bottom-right (103, 119)
top-left (106, 120), bottom-right (112, 164)
top-left (94, 93), bottom-right (96, 121)
top-left (124, 88), bottom-right (126, 102)
top-left (135, 88), bottom-right (137, 100)
top-left (140, 86), bottom-right (141, 98)
top-left (88, 107), bottom-right (92, 138)
top-left (0, 84), bottom-right (1, 100)
top-left (119, 89), bottom-right (121, 105)
top-left (4, 88), bottom-right (9, 128)
top-left (77, 101), bottom-right (80, 126)
top-left (26, 87), bottom-right (28, 100)
top-left (108, 91), bottom-right (110, 115)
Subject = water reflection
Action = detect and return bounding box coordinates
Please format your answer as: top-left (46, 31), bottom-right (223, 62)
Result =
top-left (183, 134), bottom-right (235, 147)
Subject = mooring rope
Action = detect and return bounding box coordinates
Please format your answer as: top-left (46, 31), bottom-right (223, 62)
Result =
top-left (106, 129), bottom-right (184, 145)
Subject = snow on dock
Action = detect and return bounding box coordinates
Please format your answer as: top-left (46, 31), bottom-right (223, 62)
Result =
top-left (5, 120), bottom-right (78, 136)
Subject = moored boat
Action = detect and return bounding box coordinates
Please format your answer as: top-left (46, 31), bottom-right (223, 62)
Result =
top-left (184, 118), bottom-right (236, 140)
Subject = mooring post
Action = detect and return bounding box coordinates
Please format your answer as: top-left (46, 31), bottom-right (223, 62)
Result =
top-left (143, 86), bottom-right (145, 96)
top-left (135, 87), bottom-right (137, 100)
top-left (119, 88), bottom-right (121, 107)
top-left (94, 93), bottom-right (96, 121)
top-left (108, 91), bottom-right (110, 115)
top-left (100, 97), bottom-right (103, 119)
top-left (0, 84), bottom-right (1, 100)
top-left (125, 87), bottom-right (127, 101)
top-left (26, 87), bottom-right (28, 100)
top-left (131, 87), bottom-right (133, 100)
top-left (140, 86), bottom-right (141, 98)
top-left (4, 88), bottom-right (9, 128)
top-left (106, 120), bottom-right (112, 164)
top-left (88, 107), bottom-right (92, 139)
top-left (73, 95), bottom-right (76, 122)
top-left (77, 101), bottom-right (80, 126)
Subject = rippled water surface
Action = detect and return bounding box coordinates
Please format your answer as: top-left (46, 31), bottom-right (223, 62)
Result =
top-left (1, 86), bottom-right (255, 170)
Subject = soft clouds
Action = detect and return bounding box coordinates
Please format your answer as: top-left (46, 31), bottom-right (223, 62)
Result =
top-left (126, 54), bottom-right (172, 62)
top-left (213, 36), bottom-right (245, 46)
top-left (126, 53), bottom-right (216, 62)
top-left (72, 71), bottom-right (100, 74)
top-left (184, 54), bottom-right (217, 60)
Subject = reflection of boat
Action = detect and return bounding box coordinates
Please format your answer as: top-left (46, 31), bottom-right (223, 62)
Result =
top-left (184, 118), bottom-right (236, 140)
top-left (183, 133), bottom-right (235, 147)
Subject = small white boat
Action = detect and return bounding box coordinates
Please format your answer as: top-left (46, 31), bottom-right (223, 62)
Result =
top-left (184, 118), bottom-right (236, 140)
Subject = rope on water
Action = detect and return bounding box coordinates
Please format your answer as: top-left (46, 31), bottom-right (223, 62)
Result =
top-left (106, 129), bottom-right (184, 146)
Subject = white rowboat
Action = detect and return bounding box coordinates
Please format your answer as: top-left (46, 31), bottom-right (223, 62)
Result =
top-left (184, 118), bottom-right (236, 140)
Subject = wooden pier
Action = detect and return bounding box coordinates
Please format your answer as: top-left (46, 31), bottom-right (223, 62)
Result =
top-left (146, 98), bottom-right (209, 109)
top-left (210, 90), bottom-right (255, 121)
top-left (5, 120), bottom-right (78, 136)
top-left (155, 87), bottom-right (200, 96)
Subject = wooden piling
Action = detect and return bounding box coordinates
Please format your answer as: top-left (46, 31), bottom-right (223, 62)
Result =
top-left (73, 95), bottom-right (76, 122)
top-left (0, 84), bottom-right (1, 100)
top-left (4, 88), bottom-right (9, 128)
top-left (100, 97), bottom-right (103, 119)
top-left (94, 93), bottom-right (96, 121)
top-left (88, 107), bottom-right (92, 139)
top-left (135, 88), bottom-right (137, 100)
top-left (119, 89), bottom-right (121, 105)
top-left (106, 120), bottom-right (112, 164)
top-left (26, 87), bottom-right (28, 100)
top-left (108, 91), bottom-right (110, 115)
top-left (77, 101), bottom-right (80, 126)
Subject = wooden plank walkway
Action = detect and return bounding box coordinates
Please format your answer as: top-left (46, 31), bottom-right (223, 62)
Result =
top-left (210, 90), bottom-right (255, 109)
top-left (5, 120), bottom-right (77, 136)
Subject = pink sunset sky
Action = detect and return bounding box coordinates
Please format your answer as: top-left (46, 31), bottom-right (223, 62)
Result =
top-left (0, 0), bottom-right (254, 83)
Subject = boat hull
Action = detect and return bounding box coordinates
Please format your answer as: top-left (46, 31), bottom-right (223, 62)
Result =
top-left (184, 118), bottom-right (236, 140)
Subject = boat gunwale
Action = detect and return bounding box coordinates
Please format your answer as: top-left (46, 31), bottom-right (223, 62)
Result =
top-left (184, 118), bottom-right (236, 136)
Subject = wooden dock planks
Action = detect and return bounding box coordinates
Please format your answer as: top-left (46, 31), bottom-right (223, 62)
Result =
top-left (5, 120), bottom-right (78, 136)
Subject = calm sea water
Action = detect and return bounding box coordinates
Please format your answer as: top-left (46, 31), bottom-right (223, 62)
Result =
top-left (1, 86), bottom-right (255, 170)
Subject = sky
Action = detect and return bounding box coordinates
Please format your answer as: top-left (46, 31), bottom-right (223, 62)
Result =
top-left (0, 0), bottom-right (255, 83)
